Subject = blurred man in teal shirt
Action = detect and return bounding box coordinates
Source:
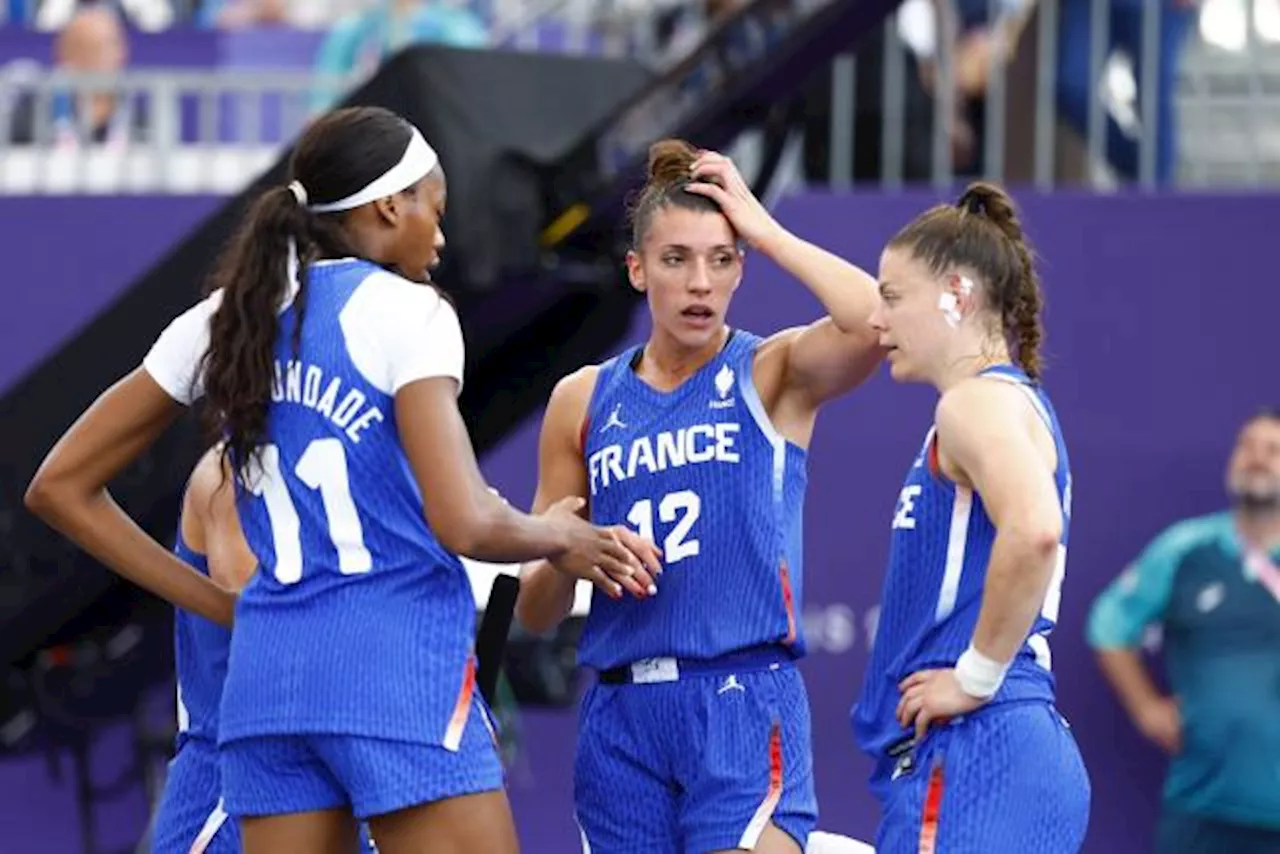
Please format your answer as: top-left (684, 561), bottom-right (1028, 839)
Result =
top-left (1087, 409), bottom-right (1280, 854)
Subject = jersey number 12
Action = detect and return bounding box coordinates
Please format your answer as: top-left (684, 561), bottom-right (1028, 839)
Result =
top-left (626, 490), bottom-right (701, 565)
top-left (249, 440), bottom-right (372, 584)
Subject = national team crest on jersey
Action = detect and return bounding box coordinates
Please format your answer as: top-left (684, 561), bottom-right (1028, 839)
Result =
top-left (577, 330), bottom-right (810, 671)
top-left (711, 364), bottom-right (735, 408)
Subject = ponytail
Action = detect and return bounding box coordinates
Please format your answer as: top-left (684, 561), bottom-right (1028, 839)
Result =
top-left (200, 184), bottom-right (354, 475)
top-left (958, 183), bottom-right (1044, 381)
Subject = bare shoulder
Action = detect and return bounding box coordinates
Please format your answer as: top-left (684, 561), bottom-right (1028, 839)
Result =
top-left (935, 375), bottom-right (1025, 428)
top-left (185, 446), bottom-right (227, 508)
top-left (935, 374), bottom-right (1056, 478)
top-left (546, 364), bottom-right (602, 431)
top-left (180, 446), bottom-right (227, 551)
top-left (753, 326), bottom-right (805, 370)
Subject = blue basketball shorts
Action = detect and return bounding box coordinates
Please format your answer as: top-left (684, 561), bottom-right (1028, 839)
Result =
top-left (875, 701), bottom-right (1091, 854)
top-left (219, 698), bottom-right (504, 822)
top-left (151, 738), bottom-right (238, 854)
top-left (574, 656), bottom-right (817, 854)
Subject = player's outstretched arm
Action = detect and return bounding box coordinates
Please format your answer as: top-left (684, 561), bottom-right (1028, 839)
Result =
top-left (25, 369), bottom-right (238, 627)
top-left (184, 445), bottom-right (258, 594)
top-left (396, 376), bottom-right (659, 582)
top-left (937, 379), bottom-right (1062, 679)
top-left (516, 368), bottom-right (661, 634)
top-left (684, 150), bottom-right (884, 408)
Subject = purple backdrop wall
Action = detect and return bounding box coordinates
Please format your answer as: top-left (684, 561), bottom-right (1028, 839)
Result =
top-left (1, 191), bottom-right (1276, 853)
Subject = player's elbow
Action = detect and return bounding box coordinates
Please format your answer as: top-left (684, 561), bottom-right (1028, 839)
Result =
top-left (1008, 512), bottom-right (1061, 560)
top-left (24, 466), bottom-right (70, 523)
top-left (433, 516), bottom-right (484, 558)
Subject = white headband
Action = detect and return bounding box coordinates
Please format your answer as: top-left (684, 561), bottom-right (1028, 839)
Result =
top-left (303, 126), bottom-right (439, 214)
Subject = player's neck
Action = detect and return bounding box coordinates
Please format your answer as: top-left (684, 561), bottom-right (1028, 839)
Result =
top-left (932, 340), bottom-right (1013, 392)
top-left (1235, 507), bottom-right (1280, 554)
top-left (641, 327), bottom-right (729, 387)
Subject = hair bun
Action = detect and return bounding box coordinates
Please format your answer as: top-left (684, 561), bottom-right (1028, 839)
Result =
top-left (646, 139), bottom-right (699, 189)
top-left (957, 181), bottom-right (1016, 223)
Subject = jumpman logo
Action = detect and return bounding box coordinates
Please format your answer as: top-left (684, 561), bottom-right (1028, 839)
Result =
top-left (717, 674), bottom-right (746, 695)
top-left (600, 403), bottom-right (626, 432)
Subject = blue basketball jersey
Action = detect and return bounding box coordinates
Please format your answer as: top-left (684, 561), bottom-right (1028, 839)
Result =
top-left (219, 259), bottom-right (479, 747)
top-left (577, 329), bottom-right (808, 670)
top-left (853, 365), bottom-right (1073, 778)
top-left (173, 534), bottom-right (230, 746)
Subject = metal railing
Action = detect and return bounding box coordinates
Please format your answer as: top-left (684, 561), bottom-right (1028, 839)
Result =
top-left (812, 0), bottom-right (1280, 189)
top-left (5, 0), bottom-right (1280, 194)
top-left (0, 68), bottom-right (352, 193)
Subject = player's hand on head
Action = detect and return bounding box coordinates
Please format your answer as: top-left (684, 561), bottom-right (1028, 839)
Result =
top-left (895, 668), bottom-right (987, 741)
top-left (685, 149), bottom-right (782, 251)
top-left (543, 497), bottom-right (659, 601)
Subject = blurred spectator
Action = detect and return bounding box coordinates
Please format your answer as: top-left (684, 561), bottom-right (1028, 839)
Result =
top-left (34, 0), bottom-right (173, 32)
top-left (1087, 409), bottom-right (1280, 854)
top-left (1056, 0), bottom-right (1196, 184)
top-left (196, 0), bottom-right (365, 30)
top-left (311, 0), bottom-right (489, 110)
top-left (8, 4), bottom-right (147, 146)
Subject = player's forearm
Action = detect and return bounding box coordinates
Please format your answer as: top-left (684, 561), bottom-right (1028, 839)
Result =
top-left (434, 488), bottom-right (569, 565)
top-left (515, 560), bottom-right (576, 634)
top-left (755, 227), bottom-right (878, 335)
top-left (1095, 647), bottom-right (1167, 719)
top-left (970, 524), bottom-right (1059, 665)
top-left (26, 487), bottom-right (236, 627)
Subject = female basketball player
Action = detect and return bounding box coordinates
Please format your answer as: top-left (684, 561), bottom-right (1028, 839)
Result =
top-left (153, 444), bottom-right (376, 854)
top-left (151, 445), bottom-right (254, 854)
top-left (851, 183), bottom-right (1090, 853)
top-left (516, 140), bottom-right (885, 854)
top-left (25, 106), bottom-right (659, 854)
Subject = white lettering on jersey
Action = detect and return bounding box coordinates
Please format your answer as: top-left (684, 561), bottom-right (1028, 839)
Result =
top-left (587, 423), bottom-right (741, 496)
top-left (627, 489), bottom-right (702, 564)
top-left (272, 359), bottom-right (386, 444)
top-left (891, 485), bottom-right (922, 530)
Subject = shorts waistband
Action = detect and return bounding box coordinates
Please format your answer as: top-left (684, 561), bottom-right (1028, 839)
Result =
top-left (596, 644), bottom-right (796, 685)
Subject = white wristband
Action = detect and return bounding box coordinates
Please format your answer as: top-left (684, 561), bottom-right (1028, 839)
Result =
top-left (955, 645), bottom-right (1009, 699)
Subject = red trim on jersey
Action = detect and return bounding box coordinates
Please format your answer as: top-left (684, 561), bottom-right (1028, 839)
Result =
top-left (778, 561), bottom-right (798, 645)
top-left (443, 655), bottom-right (476, 752)
top-left (578, 415), bottom-right (590, 456)
top-left (917, 760), bottom-right (945, 854)
top-left (927, 435), bottom-right (943, 479)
